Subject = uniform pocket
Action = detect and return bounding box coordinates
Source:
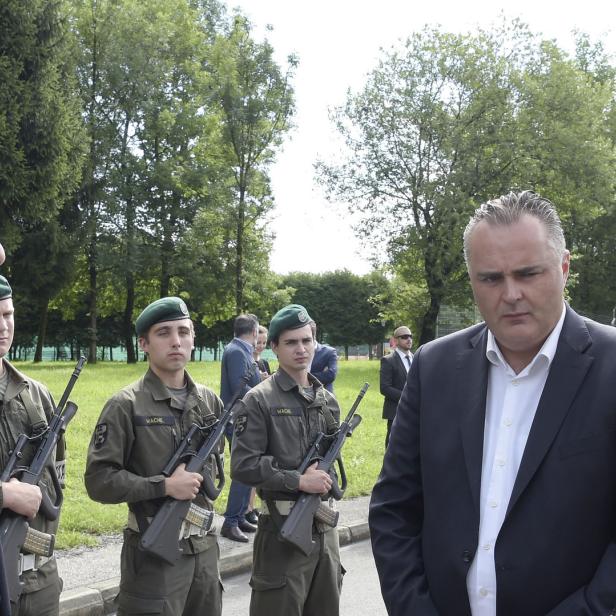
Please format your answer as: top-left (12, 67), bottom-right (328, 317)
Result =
top-left (268, 409), bottom-right (303, 468)
top-left (249, 573), bottom-right (287, 592)
top-left (118, 592), bottom-right (166, 614)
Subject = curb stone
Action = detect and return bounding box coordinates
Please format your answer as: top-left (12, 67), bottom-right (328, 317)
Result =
top-left (58, 520), bottom-right (371, 616)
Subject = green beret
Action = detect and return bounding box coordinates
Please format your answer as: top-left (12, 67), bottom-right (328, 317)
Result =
top-left (135, 297), bottom-right (190, 336)
top-left (0, 276), bottom-right (12, 301)
top-left (268, 304), bottom-right (313, 342)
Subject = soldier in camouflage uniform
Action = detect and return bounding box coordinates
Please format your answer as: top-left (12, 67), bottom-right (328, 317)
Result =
top-left (85, 297), bottom-right (224, 616)
top-left (0, 276), bottom-right (65, 616)
top-left (231, 304), bottom-right (345, 616)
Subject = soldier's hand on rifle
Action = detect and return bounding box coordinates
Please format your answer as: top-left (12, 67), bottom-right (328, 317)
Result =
top-left (2, 478), bottom-right (42, 519)
top-left (164, 463), bottom-right (203, 501)
top-left (299, 462), bottom-right (333, 495)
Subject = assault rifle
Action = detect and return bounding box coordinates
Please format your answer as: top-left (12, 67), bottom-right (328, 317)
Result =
top-left (139, 366), bottom-right (255, 564)
top-left (279, 382), bottom-right (368, 555)
top-left (0, 356), bottom-right (85, 607)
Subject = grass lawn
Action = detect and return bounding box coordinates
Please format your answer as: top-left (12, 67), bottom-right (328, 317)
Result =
top-left (13, 359), bottom-right (386, 549)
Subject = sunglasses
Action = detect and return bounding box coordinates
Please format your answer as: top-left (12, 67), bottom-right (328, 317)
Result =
top-left (397, 334), bottom-right (412, 340)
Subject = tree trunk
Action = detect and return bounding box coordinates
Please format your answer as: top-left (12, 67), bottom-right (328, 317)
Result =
top-left (344, 345), bottom-right (349, 360)
top-left (420, 244), bottom-right (445, 345)
top-left (123, 268), bottom-right (136, 363)
top-left (121, 120), bottom-right (137, 363)
top-left (86, 22), bottom-right (99, 364)
top-left (235, 184), bottom-right (246, 313)
top-left (88, 231), bottom-right (98, 364)
top-left (419, 292), bottom-right (441, 345)
top-left (34, 299), bottom-right (49, 363)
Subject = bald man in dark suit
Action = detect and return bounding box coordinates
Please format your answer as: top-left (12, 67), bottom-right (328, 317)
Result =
top-left (380, 326), bottom-right (413, 447)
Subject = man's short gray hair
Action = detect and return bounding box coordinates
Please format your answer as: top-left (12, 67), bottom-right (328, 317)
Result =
top-left (463, 190), bottom-right (566, 266)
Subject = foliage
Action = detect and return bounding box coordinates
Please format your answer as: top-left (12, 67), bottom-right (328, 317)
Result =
top-left (65, 0), bottom-right (297, 361)
top-left (0, 0), bottom-right (86, 359)
top-left (317, 21), bottom-right (616, 343)
top-left (282, 270), bottom-right (391, 354)
top-left (210, 14), bottom-right (297, 312)
top-left (0, 0), bottom-right (85, 250)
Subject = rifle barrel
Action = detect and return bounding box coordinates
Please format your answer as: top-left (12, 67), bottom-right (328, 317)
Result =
top-left (56, 356), bottom-right (86, 414)
top-left (342, 382), bottom-right (370, 424)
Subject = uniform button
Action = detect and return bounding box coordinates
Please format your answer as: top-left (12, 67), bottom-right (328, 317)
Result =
top-left (462, 550), bottom-right (471, 563)
top-left (504, 417), bottom-right (512, 426)
top-left (489, 500), bottom-right (498, 508)
top-left (479, 587), bottom-right (488, 597)
top-left (496, 458), bottom-right (505, 467)
top-left (511, 380), bottom-right (520, 386)
top-left (482, 543), bottom-right (491, 551)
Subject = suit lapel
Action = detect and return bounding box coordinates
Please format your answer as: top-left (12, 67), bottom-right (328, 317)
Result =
top-left (506, 308), bottom-right (593, 516)
top-left (458, 327), bottom-right (489, 518)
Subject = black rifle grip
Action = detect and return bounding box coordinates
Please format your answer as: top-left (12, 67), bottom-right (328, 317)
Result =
top-left (201, 452), bottom-right (225, 500)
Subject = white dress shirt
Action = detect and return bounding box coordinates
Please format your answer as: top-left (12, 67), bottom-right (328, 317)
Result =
top-left (466, 305), bottom-right (566, 615)
top-left (395, 348), bottom-right (413, 372)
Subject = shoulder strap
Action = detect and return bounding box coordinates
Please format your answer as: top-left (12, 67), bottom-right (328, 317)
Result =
top-left (20, 387), bottom-right (48, 435)
top-left (317, 392), bottom-right (339, 433)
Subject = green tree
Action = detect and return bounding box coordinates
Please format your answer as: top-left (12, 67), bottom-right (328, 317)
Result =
top-left (0, 0), bottom-right (85, 360)
top-left (318, 22), bottom-right (616, 343)
top-left (318, 25), bottom-right (521, 344)
top-left (71, 0), bottom-right (226, 362)
top-left (0, 0), bottom-right (84, 250)
top-left (210, 15), bottom-right (296, 312)
top-left (282, 270), bottom-right (390, 359)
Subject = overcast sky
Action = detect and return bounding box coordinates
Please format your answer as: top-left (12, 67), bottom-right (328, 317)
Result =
top-left (223, 0), bottom-right (614, 275)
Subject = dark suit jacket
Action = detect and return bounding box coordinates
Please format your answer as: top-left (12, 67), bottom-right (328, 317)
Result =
top-left (380, 351), bottom-right (409, 420)
top-left (220, 338), bottom-right (260, 407)
top-left (311, 343), bottom-right (338, 393)
top-left (369, 306), bottom-right (616, 616)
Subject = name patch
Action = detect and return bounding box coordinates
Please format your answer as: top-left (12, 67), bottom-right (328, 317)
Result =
top-left (134, 415), bottom-right (175, 427)
top-left (270, 407), bottom-right (302, 417)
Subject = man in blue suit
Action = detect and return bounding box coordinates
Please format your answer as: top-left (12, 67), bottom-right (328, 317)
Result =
top-left (370, 190), bottom-right (616, 615)
top-left (220, 313), bottom-right (261, 542)
top-left (310, 325), bottom-right (338, 393)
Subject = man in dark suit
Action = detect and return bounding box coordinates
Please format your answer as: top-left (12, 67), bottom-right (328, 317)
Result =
top-left (380, 325), bottom-right (413, 447)
top-left (310, 336), bottom-right (338, 393)
top-left (220, 313), bottom-right (262, 542)
top-left (369, 190), bottom-right (616, 615)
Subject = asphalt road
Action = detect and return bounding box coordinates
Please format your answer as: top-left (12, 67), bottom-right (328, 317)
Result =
top-left (107, 538), bottom-right (386, 616)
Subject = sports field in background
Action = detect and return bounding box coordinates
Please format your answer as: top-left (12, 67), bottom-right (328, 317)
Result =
top-left (14, 359), bottom-right (385, 549)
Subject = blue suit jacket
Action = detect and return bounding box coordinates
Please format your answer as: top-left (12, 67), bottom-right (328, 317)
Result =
top-left (220, 338), bottom-right (260, 408)
top-left (370, 306), bottom-right (616, 616)
top-left (311, 343), bottom-right (338, 393)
